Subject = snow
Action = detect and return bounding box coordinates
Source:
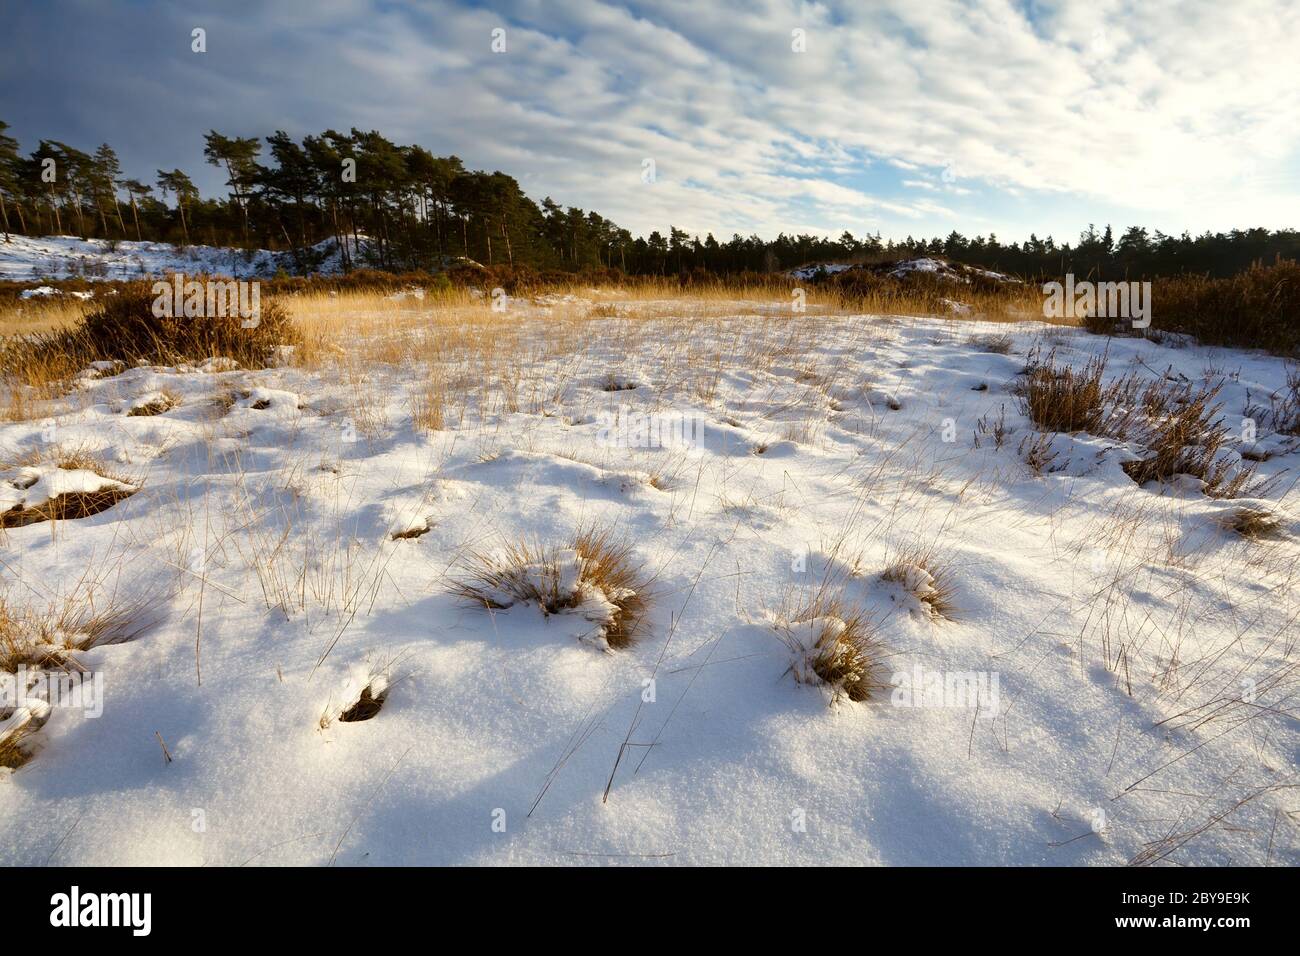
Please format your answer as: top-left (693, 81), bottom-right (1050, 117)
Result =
top-left (889, 256), bottom-right (948, 276)
top-left (18, 285), bottom-right (93, 300)
top-left (888, 258), bottom-right (1016, 283)
top-left (789, 262), bottom-right (854, 280)
top-left (1, 299), bottom-right (1297, 866)
top-left (0, 234), bottom-right (366, 281)
top-left (788, 258), bottom-right (1018, 285)
top-left (0, 465), bottom-right (137, 514)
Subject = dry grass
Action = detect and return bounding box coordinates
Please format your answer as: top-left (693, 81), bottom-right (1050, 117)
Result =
top-left (881, 548), bottom-right (958, 620)
top-left (1017, 351), bottom-right (1261, 498)
top-left (450, 526), bottom-right (648, 649)
top-left (1017, 351), bottom-right (1112, 433)
top-left (1125, 261), bottom-right (1300, 356)
top-left (407, 373), bottom-right (446, 432)
top-left (127, 389), bottom-right (181, 417)
top-left (1, 587), bottom-right (157, 769)
top-left (974, 405), bottom-right (1010, 449)
top-left (0, 725), bottom-right (31, 769)
top-left (0, 283), bottom-right (300, 391)
top-left (1018, 430), bottom-right (1059, 475)
top-left (0, 589), bottom-right (153, 673)
top-left (972, 331), bottom-right (1015, 354)
top-left (0, 293), bottom-right (95, 338)
top-left (774, 593), bottom-right (889, 703)
top-left (1120, 383), bottom-right (1260, 498)
top-left (1219, 506), bottom-right (1283, 539)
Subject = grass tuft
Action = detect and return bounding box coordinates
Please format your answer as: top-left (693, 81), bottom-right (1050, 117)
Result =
top-left (881, 549), bottom-right (958, 620)
top-left (450, 526), bottom-right (648, 649)
top-left (127, 389), bottom-right (181, 417)
top-left (774, 594), bottom-right (889, 703)
top-left (1219, 506), bottom-right (1283, 539)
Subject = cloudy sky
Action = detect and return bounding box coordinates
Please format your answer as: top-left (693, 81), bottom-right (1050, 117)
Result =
top-left (3, 0), bottom-right (1299, 244)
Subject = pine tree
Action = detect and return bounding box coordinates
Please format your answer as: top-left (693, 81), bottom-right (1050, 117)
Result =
top-left (156, 168), bottom-right (198, 245)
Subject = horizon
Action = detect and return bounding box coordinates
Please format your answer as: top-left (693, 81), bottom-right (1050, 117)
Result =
top-left (3, 0), bottom-right (1299, 246)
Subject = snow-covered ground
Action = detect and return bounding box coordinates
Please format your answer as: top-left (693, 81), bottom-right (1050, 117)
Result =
top-left (1, 299), bottom-right (1297, 865)
top-left (790, 258), bottom-right (1018, 283)
top-left (0, 234), bottom-right (360, 282)
top-left (789, 262), bottom-right (854, 280)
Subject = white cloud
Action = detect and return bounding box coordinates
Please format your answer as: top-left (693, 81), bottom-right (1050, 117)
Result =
top-left (5, 0), bottom-right (1298, 241)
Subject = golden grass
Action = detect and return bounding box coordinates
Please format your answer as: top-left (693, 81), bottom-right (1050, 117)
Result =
top-left (0, 587), bottom-right (154, 669)
top-left (1220, 506), bottom-right (1283, 539)
top-left (407, 372), bottom-right (446, 433)
top-left (450, 526), bottom-right (649, 649)
top-left (1016, 351), bottom-right (1262, 498)
top-left (0, 728), bottom-right (30, 769)
top-left (881, 548), bottom-right (958, 621)
top-left (0, 294), bottom-right (95, 338)
top-left (1017, 351), bottom-right (1113, 434)
top-left (774, 593), bottom-right (889, 703)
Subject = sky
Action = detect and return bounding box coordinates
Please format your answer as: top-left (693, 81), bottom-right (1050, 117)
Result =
top-left (2, 0), bottom-right (1299, 245)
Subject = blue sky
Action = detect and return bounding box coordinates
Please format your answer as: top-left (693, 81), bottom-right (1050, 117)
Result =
top-left (2, 0), bottom-right (1298, 244)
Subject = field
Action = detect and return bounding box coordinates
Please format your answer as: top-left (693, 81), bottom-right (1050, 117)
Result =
top-left (1, 283), bottom-right (1297, 865)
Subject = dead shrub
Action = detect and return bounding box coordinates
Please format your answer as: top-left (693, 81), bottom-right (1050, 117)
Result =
top-left (25, 282), bottom-right (301, 371)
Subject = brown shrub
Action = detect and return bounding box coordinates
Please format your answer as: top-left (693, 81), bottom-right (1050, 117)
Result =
top-left (1120, 383), bottom-right (1259, 498)
top-left (1017, 352), bottom-right (1117, 433)
top-left (1090, 261), bottom-right (1300, 356)
top-left (68, 282), bottom-right (301, 367)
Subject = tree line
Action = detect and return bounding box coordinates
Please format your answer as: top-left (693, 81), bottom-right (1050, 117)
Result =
top-left (0, 120), bottom-right (1295, 279)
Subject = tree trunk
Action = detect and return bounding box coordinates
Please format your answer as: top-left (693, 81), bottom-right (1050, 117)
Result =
top-left (71, 190), bottom-right (87, 236)
top-left (49, 186), bottom-right (62, 233)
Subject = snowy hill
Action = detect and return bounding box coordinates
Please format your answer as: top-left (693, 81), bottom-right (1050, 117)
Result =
top-left (0, 234), bottom-right (366, 282)
top-left (790, 257), bottom-right (1018, 283)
